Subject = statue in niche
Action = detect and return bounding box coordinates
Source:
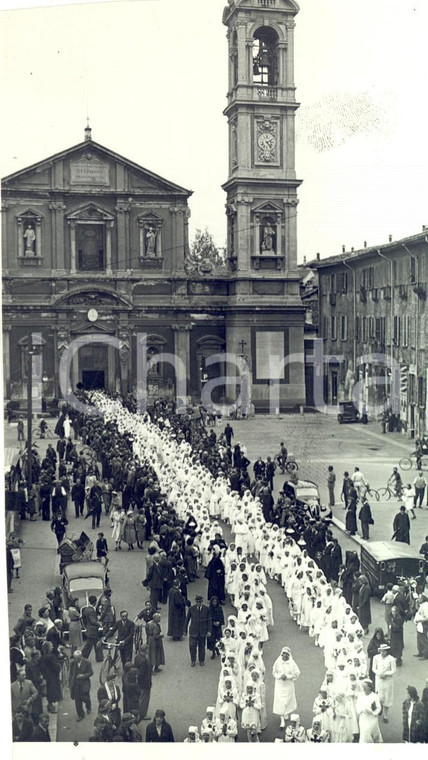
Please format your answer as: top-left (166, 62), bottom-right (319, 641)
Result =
top-left (24, 224), bottom-right (36, 255)
top-left (261, 221), bottom-right (275, 253)
top-left (145, 225), bottom-right (157, 257)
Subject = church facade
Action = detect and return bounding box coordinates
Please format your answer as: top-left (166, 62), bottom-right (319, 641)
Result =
top-left (2, 0), bottom-right (305, 412)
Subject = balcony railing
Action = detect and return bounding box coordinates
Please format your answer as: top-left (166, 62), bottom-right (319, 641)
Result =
top-left (257, 86), bottom-right (278, 100)
top-left (258, 0), bottom-right (276, 6)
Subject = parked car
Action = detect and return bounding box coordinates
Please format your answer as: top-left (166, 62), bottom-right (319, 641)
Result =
top-left (337, 400), bottom-right (360, 424)
top-left (360, 540), bottom-right (427, 596)
top-left (62, 560), bottom-right (107, 610)
top-left (283, 479), bottom-right (332, 521)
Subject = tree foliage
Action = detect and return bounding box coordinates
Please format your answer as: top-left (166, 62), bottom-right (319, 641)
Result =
top-left (188, 228), bottom-right (225, 271)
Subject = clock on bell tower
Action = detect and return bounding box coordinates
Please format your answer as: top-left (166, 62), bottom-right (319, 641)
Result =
top-left (222, 0), bottom-right (306, 413)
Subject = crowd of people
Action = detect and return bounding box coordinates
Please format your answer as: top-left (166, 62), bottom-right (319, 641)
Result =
top-left (7, 390), bottom-right (428, 742)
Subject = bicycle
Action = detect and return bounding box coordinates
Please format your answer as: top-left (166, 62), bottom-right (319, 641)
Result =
top-left (377, 484), bottom-right (404, 501)
top-left (99, 640), bottom-right (121, 685)
top-left (399, 454), bottom-right (428, 471)
top-left (360, 485), bottom-right (380, 502)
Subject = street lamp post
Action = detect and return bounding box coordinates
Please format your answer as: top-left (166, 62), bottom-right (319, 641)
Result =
top-left (26, 339), bottom-right (35, 490)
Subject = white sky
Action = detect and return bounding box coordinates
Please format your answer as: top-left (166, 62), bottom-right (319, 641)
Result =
top-left (1, 0), bottom-right (428, 261)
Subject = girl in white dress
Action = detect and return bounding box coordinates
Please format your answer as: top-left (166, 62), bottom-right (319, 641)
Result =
top-left (272, 646), bottom-right (301, 728)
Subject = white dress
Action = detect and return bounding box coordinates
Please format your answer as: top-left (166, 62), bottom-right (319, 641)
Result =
top-left (272, 656), bottom-right (300, 717)
top-left (356, 691), bottom-right (383, 743)
top-left (372, 654), bottom-right (396, 707)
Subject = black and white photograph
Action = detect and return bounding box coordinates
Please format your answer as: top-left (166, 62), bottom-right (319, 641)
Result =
top-left (2, 0), bottom-right (428, 752)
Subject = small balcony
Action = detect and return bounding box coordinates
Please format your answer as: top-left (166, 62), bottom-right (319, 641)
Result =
top-left (257, 86), bottom-right (278, 101)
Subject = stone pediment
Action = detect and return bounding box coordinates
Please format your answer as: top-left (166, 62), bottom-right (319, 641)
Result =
top-left (252, 200), bottom-right (283, 214)
top-left (2, 140), bottom-right (192, 198)
top-left (67, 203), bottom-right (115, 222)
top-left (71, 321), bottom-right (114, 335)
top-left (53, 288), bottom-right (132, 310)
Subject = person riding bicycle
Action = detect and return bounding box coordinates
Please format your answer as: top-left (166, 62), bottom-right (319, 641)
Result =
top-left (388, 468), bottom-right (403, 498)
top-left (275, 442), bottom-right (288, 474)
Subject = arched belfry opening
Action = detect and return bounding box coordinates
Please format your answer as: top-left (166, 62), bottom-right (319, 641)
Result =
top-left (252, 26), bottom-right (279, 86)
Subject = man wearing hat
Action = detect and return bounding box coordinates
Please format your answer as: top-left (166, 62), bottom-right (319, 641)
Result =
top-left (69, 649), bottom-right (93, 722)
top-left (93, 699), bottom-right (115, 742)
top-left (145, 708), bottom-right (175, 742)
top-left (392, 505), bottom-right (411, 544)
top-left (97, 672), bottom-right (121, 728)
top-left (372, 643), bottom-right (396, 722)
top-left (185, 594), bottom-right (211, 667)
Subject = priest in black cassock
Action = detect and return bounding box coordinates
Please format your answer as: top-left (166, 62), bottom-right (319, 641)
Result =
top-left (204, 545), bottom-right (226, 603)
top-left (167, 579), bottom-right (188, 641)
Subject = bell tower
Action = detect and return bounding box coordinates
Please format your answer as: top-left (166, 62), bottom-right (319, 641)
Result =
top-left (222, 0), bottom-right (305, 411)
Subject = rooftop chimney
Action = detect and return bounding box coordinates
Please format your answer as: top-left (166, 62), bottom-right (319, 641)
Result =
top-left (351, 247), bottom-right (354, 252)
top-left (342, 245), bottom-right (345, 253)
top-left (388, 234), bottom-right (392, 242)
top-left (364, 241), bottom-right (367, 248)
top-left (423, 225), bottom-right (426, 232)
top-left (316, 252), bottom-right (320, 261)
top-left (303, 255), bottom-right (306, 264)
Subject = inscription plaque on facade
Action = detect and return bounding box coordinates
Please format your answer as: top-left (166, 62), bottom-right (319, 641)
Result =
top-left (255, 330), bottom-right (285, 380)
top-left (71, 158), bottom-right (110, 185)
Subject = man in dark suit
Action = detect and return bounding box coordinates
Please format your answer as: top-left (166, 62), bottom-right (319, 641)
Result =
top-left (69, 649), bottom-right (93, 722)
top-left (143, 556), bottom-right (163, 611)
top-left (145, 708), bottom-right (175, 742)
top-left (107, 609), bottom-right (134, 666)
top-left (81, 595), bottom-right (103, 661)
top-left (31, 712), bottom-right (51, 742)
top-left (185, 594), bottom-right (211, 667)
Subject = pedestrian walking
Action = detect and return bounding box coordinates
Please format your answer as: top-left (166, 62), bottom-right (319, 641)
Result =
top-left (392, 505), bottom-right (410, 544)
top-left (143, 555), bottom-right (163, 610)
top-left (205, 544), bottom-right (226, 602)
top-left (145, 709), bottom-right (175, 742)
top-left (97, 672), bottom-right (121, 729)
top-left (358, 499), bottom-right (374, 540)
top-left (71, 479), bottom-right (85, 518)
top-left (356, 679), bottom-right (383, 743)
top-left (413, 592), bottom-right (428, 659)
top-left (414, 471), bottom-right (427, 508)
top-left (146, 613), bottom-right (165, 674)
top-left (69, 649), bottom-right (93, 722)
top-left (357, 575), bottom-right (372, 635)
top-left (389, 605), bottom-right (404, 665)
top-left (272, 646), bottom-right (300, 728)
top-left (345, 488), bottom-right (358, 535)
top-left (402, 686), bottom-right (426, 743)
top-left (327, 466), bottom-right (336, 506)
top-left (341, 471), bottom-right (353, 508)
top-left (81, 595), bottom-right (103, 662)
top-left (133, 644), bottom-right (152, 720)
top-left (167, 579), bottom-right (187, 641)
top-left (17, 416), bottom-right (25, 442)
top-left (403, 483), bottom-right (417, 519)
top-left (224, 423), bottom-right (234, 447)
top-left (185, 594), bottom-right (211, 667)
top-left (108, 610), bottom-right (134, 666)
top-left (265, 456), bottom-right (276, 490)
top-left (351, 467), bottom-right (367, 500)
top-left (372, 644), bottom-right (396, 723)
